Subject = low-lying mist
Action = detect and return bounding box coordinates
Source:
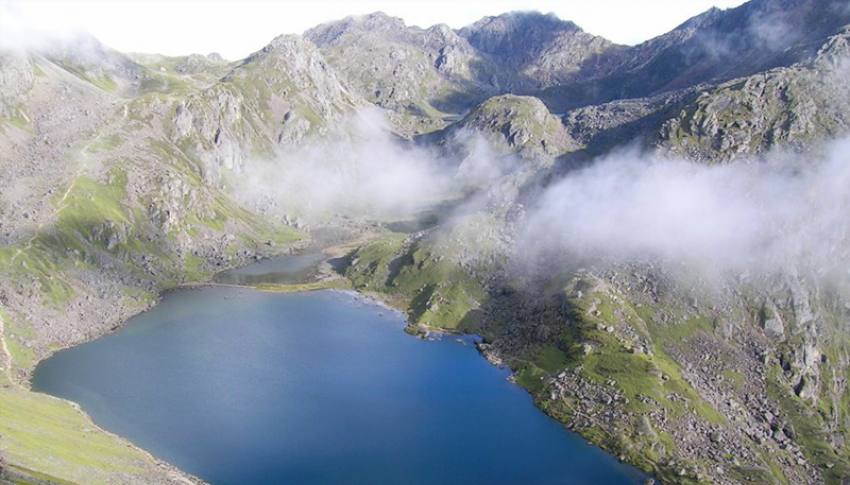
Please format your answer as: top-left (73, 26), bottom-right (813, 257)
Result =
top-left (519, 140), bottom-right (850, 286)
top-left (234, 107), bottom-right (850, 289)
top-left (233, 109), bottom-right (513, 222)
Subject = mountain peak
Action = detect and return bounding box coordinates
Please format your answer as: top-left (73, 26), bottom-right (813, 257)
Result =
top-left (342, 11), bottom-right (408, 31)
top-left (460, 11), bottom-right (583, 56)
top-left (466, 11), bottom-right (579, 31)
top-left (305, 11), bottom-right (413, 46)
top-left (266, 33), bottom-right (306, 50)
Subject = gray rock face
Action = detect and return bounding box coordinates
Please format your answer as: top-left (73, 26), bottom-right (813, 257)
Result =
top-left (172, 35), bottom-right (360, 181)
top-left (658, 28), bottom-right (850, 162)
top-left (540, 0), bottom-right (850, 110)
top-left (459, 12), bottom-right (617, 91)
top-left (305, 11), bottom-right (616, 130)
top-left (174, 53), bottom-right (227, 74)
top-left (0, 53), bottom-right (35, 117)
top-left (305, 12), bottom-right (495, 118)
top-left (441, 94), bottom-right (575, 161)
top-left (561, 88), bottom-right (700, 156)
top-left (305, 1), bottom-right (850, 140)
top-left (553, 22), bottom-right (850, 163)
top-left (763, 317), bottom-right (785, 340)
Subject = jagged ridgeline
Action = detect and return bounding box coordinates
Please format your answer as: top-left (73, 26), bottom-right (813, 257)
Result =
top-left (2, 0), bottom-right (850, 483)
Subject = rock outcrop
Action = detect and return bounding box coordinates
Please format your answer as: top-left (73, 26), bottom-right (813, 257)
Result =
top-left (658, 27), bottom-right (850, 162)
top-left (441, 94), bottom-right (575, 161)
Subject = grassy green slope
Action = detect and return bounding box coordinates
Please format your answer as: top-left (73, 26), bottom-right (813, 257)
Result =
top-left (0, 48), bottom-right (303, 484)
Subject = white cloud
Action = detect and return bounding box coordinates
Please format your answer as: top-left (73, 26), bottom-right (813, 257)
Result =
top-left (231, 109), bottom-right (518, 222)
top-left (519, 142), bottom-right (850, 285)
top-left (234, 109), bottom-right (453, 221)
top-left (1, 0), bottom-right (747, 58)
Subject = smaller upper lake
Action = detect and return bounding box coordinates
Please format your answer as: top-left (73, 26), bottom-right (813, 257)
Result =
top-left (214, 251), bottom-right (327, 285)
top-left (32, 254), bottom-right (647, 485)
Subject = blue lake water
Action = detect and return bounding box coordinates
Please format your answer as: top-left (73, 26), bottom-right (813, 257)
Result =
top-left (32, 285), bottom-right (646, 484)
top-left (214, 252), bottom-right (327, 285)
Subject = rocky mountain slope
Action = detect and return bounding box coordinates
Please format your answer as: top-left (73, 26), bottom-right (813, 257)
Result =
top-left (340, 2), bottom-right (850, 483)
top-left (0, 33), bottom-right (359, 484)
top-left (540, 0), bottom-right (850, 110)
top-left (307, 0), bottom-right (850, 133)
top-left (305, 11), bottom-right (616, 133)
top-left (437, 94), bottom-right (576, 161)
top-left (657, 26), bottom-right (850, 162)
top-left (304, 12), bottom-right (495, 134)
top-left (3, 0), bottom-right (850, 483)
top-left (458, 12), bottom-right (616, 91)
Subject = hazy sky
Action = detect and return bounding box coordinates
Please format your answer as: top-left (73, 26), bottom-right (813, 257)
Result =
top-left (2, 0), bottom-right (748, 59)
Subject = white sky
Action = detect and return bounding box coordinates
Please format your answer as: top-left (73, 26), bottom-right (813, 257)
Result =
top-left (2, 0), bottom-right (748, 59)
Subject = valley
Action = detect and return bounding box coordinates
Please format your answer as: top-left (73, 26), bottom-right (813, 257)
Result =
top-left (3, 1), bottom-right (850, 484)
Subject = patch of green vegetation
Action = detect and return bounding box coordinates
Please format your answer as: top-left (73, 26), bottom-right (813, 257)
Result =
top-left (138, 71), bottom-right (194, 96)
top-left (0, 170), bottom-right (148, 309)
top-left (1, 463), bottom-right (76, 485)
top-left (767, 366), bottom-right (850, 483)
top-left (0, 387), bottom-right (157, 484)
top-left (27, 271), bottom-right (75, 308)
top-left (392, 254), bottom-right (484, 330)
top-left (55, 60), bottom-right (118, 92)
top-left (254, 278), bottom-right (352, 293)
top-left (749, 449), bottom-right (791, 485)
top-left (182, 253), bottom-right (207, 281)
top-left (572, 324), bottom-right (724, 426)
top-left (507, 279), bottom-right (728, 483)
top-left (259, 223), bottom-right (301, 247)
top-left (345, 233), bottom-right (407, 290)
top-left (537, 368), bottom-right (686, 483)
top-left (0, 107), bottom-right (31, 133)
top-left (809, 329), bottom-right (850, 453)
top-left (0, 242), bottom-right (77, 309)
top-left (0, 308), bottom-right (37, 375)
top-left (148, 137), bottom-right (206, 179)
top-left (34, 171), bottom-right (132, 273)
top-left (5, 339), bottom-right (35, 374)
top-left (130, 54), bottom-right (229, 93)
top-left (92, 73), bottom-right (117, 92)
top-left (56, 172), bottom-right (129, 225)
top-left (651, 315), bottom-right (715, 345)
top-left (85, 133), bottom-right (125, 153)
top-left (535, 344), bottom-right (569, 373)
top-left (515, 365), bottom-right (547, 393)
top-left (31, 62), bottom-right (46, 78)
top-left (345, 234), bottom-right (486, 331)
top-left (722, 369), bottom-right (745, 390)
top-left (727, 464), bottom-right (786, 485)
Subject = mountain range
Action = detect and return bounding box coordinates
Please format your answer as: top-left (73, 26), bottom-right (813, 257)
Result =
top-left (2, 0), bottom-right (850, 483)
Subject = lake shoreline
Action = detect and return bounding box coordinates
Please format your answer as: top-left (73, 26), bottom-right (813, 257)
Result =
top-left (27, 233), bottom-right (648, 485)
top-left (13, 233), bottom-right (371, 485)
top-left (33, 279), bottom-right (647, 484)
top-left (10, 238), bottom-right (321, 485)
